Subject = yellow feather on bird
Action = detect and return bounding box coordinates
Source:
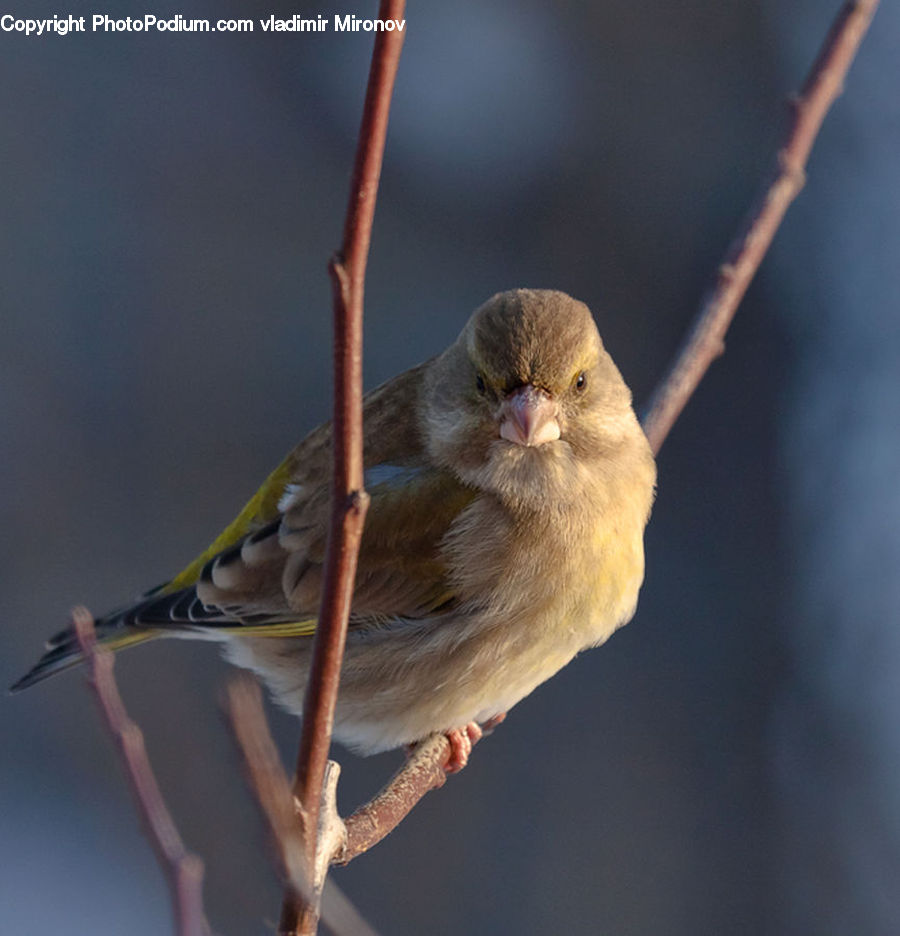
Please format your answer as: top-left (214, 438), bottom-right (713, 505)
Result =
top-left (12, 289), bottom-right (656, 767)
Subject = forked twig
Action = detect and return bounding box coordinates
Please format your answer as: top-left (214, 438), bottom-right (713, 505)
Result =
top-left (72, 607), bottom-right (210, 936)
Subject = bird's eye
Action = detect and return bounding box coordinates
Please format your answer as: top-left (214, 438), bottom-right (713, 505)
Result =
top-left (476, 374), bottom-right (486, 395)
top-left (575, 372), bottom-right (587, 391)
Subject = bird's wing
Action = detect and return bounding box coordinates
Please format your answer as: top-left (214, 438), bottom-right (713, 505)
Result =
top-left (162, 359), bottom-right (433, 596)
top-left (9, 463), bottom-right (473, 692)
top-left (118, 461), bottom-right (474, 634)
top-left (156, 358), bottom-right (449, 628)
top-left (10, 361), bottom-right (457, 691)
top-left (133, 357), bottom-right (458, 630)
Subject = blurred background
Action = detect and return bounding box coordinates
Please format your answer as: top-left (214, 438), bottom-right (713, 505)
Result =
top-left (2, 1), bottom-right (899, 933)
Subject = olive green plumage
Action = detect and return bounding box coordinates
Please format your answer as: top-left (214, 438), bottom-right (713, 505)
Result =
top-left (13, 289), bottom-right (656, 755)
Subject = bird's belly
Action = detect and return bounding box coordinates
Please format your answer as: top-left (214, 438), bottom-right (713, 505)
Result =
top-left (332, 578), bottom-right (634, 754)
top-left (331, 625), bottom-right (577, 754)
top-left (225, 531), bottom-right (644, 756)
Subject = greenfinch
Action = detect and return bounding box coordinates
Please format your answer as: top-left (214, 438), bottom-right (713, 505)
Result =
top-left (13, 289), bottom-right (655, 763)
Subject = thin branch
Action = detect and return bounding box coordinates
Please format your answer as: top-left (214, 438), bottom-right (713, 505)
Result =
top-left (72, 606), bottom-right (210, 936)
top-left (227, 672), bottom-right (465, 869)
top-left (226, 675), bottom-right (378, 936)
top-left (227, 678), bottom-right (473, 869)
top-left (336, 734), bottom-right (451, 864)
top-left (225, 676), bottom-right (307, 897)
top-left (641, 0), bottom-right (879, 456)
top-left (281, 3), bottom-right (406, 934)
top-left (320, 880), bottom-right (382, 936)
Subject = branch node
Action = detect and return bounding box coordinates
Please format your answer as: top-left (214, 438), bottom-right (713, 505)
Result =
top-left (315, 761), bottom-right (349, 888)
top-left (348, 489), bottom-right (371, 515)
top-left (328, 253), bottom-right (349, 287)
top-left (776, 150), bottom-right (808, 191)
top-left (786, 91), bottom-right (804, 114)
top-left (718, 262), bottom-right (737, 282)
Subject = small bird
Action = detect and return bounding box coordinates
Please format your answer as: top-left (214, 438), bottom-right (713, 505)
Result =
top-left (12, 289), bottom-right (655, 768)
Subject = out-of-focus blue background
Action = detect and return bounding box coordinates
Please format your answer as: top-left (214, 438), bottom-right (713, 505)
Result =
top-left (3, 2), bottom-right (899, 934)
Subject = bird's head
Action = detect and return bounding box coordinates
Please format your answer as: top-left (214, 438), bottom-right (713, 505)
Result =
top-left (423, 289), bottom-right (644, 511)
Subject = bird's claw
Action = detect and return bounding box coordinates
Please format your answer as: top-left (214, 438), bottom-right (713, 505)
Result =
top-left (443, 722), bottom-right (482, 773)
top-left (403, 713), bottom-right (508, 772)
top-left (443, 712), bottom-right (507, 773)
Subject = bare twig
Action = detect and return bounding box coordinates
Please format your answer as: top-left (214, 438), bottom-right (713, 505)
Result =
top-left (225, 676), bottom-right (308, 897)
top-left (72, 606), bottom-right (210, 936)
top-left (227, 674), bottom-right (465, 872)
top-left (228, 677), bottom-right (470, 868)
top-left (281, 4), bottom-right (406, 933)
top-left (641, 0), bottom-right (879, 456)
top-left (320, 881), bottom-right (382, 936)
top-left (226, 676), bottom-right (378, 936)
top-left (336, 734), bottom-right (453, 863)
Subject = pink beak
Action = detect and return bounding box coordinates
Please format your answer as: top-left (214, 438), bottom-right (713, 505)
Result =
top-left (499, 385), bottom-right (561, 447)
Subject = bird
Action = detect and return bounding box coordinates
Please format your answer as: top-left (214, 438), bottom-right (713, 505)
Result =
top-left (12, 289), bottom-right (656, 769)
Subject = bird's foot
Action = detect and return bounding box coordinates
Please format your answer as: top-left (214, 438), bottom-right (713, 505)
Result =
top-left (443, 722), bottom-right (483, 774)
top-left (443, 712), bottom-right (507, 773)
top-left (403, 713), bottom-right (508, 772)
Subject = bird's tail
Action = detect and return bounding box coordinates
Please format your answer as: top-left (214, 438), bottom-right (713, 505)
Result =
top-left (9, 610), bottom-right (157, 693)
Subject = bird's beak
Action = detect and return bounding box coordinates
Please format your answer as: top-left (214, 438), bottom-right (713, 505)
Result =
top-left (499, 384), bottom-right (561, 447)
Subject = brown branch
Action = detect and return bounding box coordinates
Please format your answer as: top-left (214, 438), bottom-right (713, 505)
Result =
top-left (320, 881), bottom-right (382, 936)
top-left (281, 3), bottom-right (406, 934)
top-left (336, 734), bottom-right (451, 864)
top-left (640, 0), bottom-right (879, 456)
top-left (225, 676), bottom-right (307, 897)
top-left (226, 676), bottom-right (378, 936)
top-left (227, 670), bottom-right (465, 869)
top-left (72, 606), bottom-right (210, 936)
